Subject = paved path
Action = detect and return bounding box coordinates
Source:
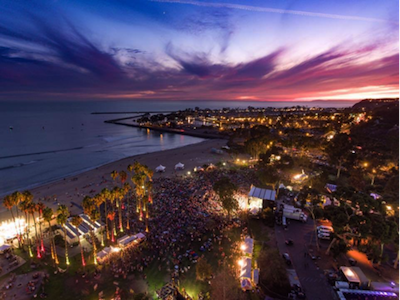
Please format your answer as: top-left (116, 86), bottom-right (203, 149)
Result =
top-left (275, 218), bottom-right (337, 300)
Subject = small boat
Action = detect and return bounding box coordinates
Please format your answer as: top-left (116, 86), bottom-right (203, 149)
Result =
top-left (9, 126), bottom-right (13, 131)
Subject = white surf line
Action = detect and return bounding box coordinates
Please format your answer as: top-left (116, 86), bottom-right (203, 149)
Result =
top-left (151, 0), bottom-right (397, 24)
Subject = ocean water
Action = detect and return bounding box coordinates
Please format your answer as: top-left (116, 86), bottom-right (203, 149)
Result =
top-left (0, 100), bottom-right (357, 195)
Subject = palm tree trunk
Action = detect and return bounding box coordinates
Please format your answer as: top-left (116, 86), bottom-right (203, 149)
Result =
top-left (326, 237), bottom-right (337, 255)
top-left (39, 217), bottom-right (44, 252)
top-left (48, 221), bottom-right (59, 264)
top-left (105, 200), bottom-right (109, 240)
top-left (9, 208), bottom-right (21, 248)
top-left (118, 199), bottom-right (123, 232)
top-left (31, 213), bottom-right (40, 258)
top-left (75, 230), bottom-right (85, 268)
top-left (25, 212), bottom-right (33, 257)
top-left (15, 207), bottom-right (23, 244)
top-left (91, 230), bottom-right (97, 265)
top-left (63, 227), bottom-right (69, 265)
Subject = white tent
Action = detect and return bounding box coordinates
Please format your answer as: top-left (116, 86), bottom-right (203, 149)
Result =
top-left (156, 165), bottom-right (166, 172)
top-left (175, 162), bottom-right (184, 170)
top-left (97, 247), bottom-right (112, 262)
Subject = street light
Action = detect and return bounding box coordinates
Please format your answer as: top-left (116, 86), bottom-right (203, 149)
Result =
top-left (240, 244), bottom-right (246, 251)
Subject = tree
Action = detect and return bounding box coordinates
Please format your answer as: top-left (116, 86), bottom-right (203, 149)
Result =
top-left (213, 177), bottom-right (238, 217)
top-left (330, 239), bottom-right (350, 259)
top-left (131, 162), bottom-right (153, 232)
top-left (43, 207), bottom-right (58, 264)
top-left (56, 205), bottom-right (70, 265)
top-left (261, 207), bottom-right (275, 227)
top-left (325, 133), bottom-right (352, 178)
top-left (257, 248), bottom-right (291, 296)
top-left (88, 208), bottom-right (100, 266)
top-left (71, 216), bottom-right (85, 268)
top-left (370, 215), bottom-right (396, 265)
top-left (196, 257), bottom-right (212, 281)
top-left (27, 202), bottom-right (40, 258)
top-left (3, 194), bottom-right (21, 248)
top-left (36, 202), bottom-right (46, 252)
top-left (210, 265), bottom-right (244, 300)
top-left (392, 225), bottom-right (399, 269)
top-left (82, 196), bottom-right (100, 265)
top-left (19, 193), bottom-right (33, 257)
top-left (100, 188), bottom-right (111, 240)
top-left (11, 191), bottom-right (24, 245)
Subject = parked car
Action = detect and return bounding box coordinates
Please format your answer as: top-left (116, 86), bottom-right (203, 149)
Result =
top-left (282, 253), bottom-right (292, 265)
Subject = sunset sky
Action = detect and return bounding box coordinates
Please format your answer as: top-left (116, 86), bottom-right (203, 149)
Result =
top-left (0, 0), bottom-right (398, 102)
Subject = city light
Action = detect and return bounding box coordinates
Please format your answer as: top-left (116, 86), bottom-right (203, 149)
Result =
top-left (240, 244), bottom-right (246, 251)
top-left (238, 259), bottom-right (244, 267)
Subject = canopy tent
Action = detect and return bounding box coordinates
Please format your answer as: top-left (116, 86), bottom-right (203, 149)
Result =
top-left (135, 233), bottom-right (146, 241)
top-left (117, 232), bottom-right (146, 249)
top-left (248, 186), bottom-right (276, 201)
top-left (239, 257), bottom-right (252, 279)
top-left (155, 165), bottom-right (166, 172)
top-left (239, 257), bottom-right (253, 290)
top-left (97, 247), bottom-right (112, 262)
top-left (243, 236), bottom-right (254, 256)
top-left (248, 185), bottom-right (276, 211)
top-left (174, 162), bottom-right (184, 170)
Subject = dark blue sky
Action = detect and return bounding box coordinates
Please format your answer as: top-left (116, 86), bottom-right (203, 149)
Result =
top-left (0, 0), bottom-right (398, 101)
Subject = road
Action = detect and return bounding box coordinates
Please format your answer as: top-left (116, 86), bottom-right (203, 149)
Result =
top-left (275, 218), bottom-right (337, 300)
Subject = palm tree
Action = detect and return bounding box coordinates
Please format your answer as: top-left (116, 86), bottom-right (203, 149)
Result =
top-left (110, 170), bottom-right (119, 182)
top-left (88, 209), bottom-right (100, 266)
top-left (56, 205), bottom-right (70, 266)
top-left (3, 195), bottom-right (21, 248)
top-left (92, 194), bottom-right (105, 246)
top-left (100, 188), bottom-right (111, 240)
top-left (109, 188), bottom-right (118, 236)
top-left (115, 187), bottom-right (125, 233)
top-left (71, 216), bottom-right (85, 268)
top-left (107, 211), bottom-right (116, 243)
top-left (19, 195), bottom-right (33, 257)
top-left (43, 207), bottom-right (58, 264)
top-left (11, 191), bottom-right (24, 244)
top-left (123, 182), bottom-right (132, 230)
top-left (27, 203), bottom-right (40, 258)
top-left (131, 162), bottom-right (153, 232)
top-left (36, 202), bottom-right (46, 252)
top-left (82, 196), bottom-right (100, 265)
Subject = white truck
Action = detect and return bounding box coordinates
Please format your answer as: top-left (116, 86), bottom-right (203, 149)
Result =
top-left (283, 208), bottom-right (308, 222)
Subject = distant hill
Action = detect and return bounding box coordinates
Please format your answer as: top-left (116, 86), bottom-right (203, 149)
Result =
top-left (351, 98), bottom-right (399, 111)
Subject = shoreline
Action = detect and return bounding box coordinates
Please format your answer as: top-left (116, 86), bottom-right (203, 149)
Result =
top-left (0, 139), bottom-right (230, 220)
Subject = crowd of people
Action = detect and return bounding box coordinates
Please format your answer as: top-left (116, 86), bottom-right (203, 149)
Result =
top-left (99, 167), bottom-right (259, 291)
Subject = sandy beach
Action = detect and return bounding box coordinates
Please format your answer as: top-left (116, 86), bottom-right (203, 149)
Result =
top-left (0, 139), bottom-right (230, 221)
